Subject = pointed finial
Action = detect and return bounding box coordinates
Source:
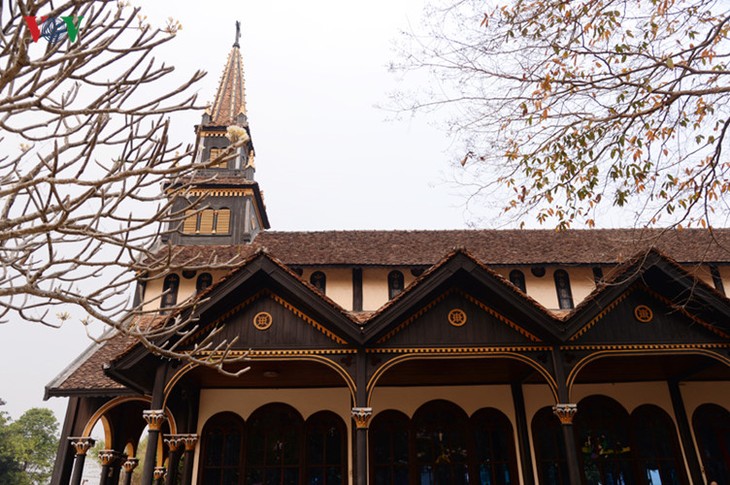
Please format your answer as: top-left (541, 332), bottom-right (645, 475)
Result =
top-left (233, 21), bottom-right (241, 48)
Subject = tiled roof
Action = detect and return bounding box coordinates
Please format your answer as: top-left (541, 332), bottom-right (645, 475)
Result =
top-left (163, 228), bottom-right (730, 266)
top-left (208, 45), bottom-right (246, 126)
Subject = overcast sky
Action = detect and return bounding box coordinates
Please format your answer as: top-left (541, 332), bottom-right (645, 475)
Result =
top-left (1, 1), bottom-right (477, 422)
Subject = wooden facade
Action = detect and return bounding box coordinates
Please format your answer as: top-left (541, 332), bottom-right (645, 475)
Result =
top-left (46, 35), bottom-right (730, 485)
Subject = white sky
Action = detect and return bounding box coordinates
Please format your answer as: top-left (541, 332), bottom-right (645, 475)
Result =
top-left (1, 1), bottom-right (475, 422)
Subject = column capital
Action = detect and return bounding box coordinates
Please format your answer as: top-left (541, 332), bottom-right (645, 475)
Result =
top-left (122, 457), bottom-right (139, 473)
top-left (153, 466), bottom-right (167, 480)
top-left (142, 409), bottom-right (167, 431)
top-left (98, 449), bottom-right (123, 466)
top-left (552, 403), bottom-right (578, 424)
top-left (163, 434), bottom-right (185, 452)
top-left (68, 437), bottom-right (96, 456)
top-left (351, 407), bottom-right (373, 429)
top-left (180, 433), bottom-right (199, 452)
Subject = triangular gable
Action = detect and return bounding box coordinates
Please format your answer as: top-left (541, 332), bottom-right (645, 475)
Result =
top-left (566, 249), bottom-right (730, 344)
top-left (364, 250), bottom-right (561, 346)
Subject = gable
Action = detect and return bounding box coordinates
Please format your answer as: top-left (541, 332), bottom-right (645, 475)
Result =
top-left (185, 290), bottom-right (349, 351)
top-left (375, 288), bottom-right (542, 349)
top-left (569, 285), bottom-right (730, 345)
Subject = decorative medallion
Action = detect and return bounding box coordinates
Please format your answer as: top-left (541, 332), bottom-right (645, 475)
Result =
top-left (448, 309), bottom-right (467, 327)
top-left (253, 311), bottom-right (273, 331)
top-left (634, 305), bottom-right (654, 323)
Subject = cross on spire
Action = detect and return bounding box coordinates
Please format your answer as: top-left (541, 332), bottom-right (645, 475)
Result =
top-left (234, 21), bottom-right (241, 48)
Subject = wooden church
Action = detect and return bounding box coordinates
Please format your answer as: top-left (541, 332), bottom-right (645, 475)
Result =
top-left (47, 27), bottom-right (730, 485)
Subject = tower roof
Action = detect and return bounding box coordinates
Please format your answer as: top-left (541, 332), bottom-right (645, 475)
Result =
top-left (208, 25), bottom-right (247, 126)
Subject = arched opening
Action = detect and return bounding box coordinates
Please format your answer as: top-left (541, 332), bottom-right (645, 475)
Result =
top-left (305, 411), bottom-right (347, 485)
top-left (553, 270), bottom-right (574, 309)
top-left (531, 406), bottom-right (567, 485)
top-left (161, 273), bottom-right (180, 309)
top-left (508, 270), bottom-right (526, 293)
top-left (245, 404), bottom-right (304, 485)
top-left (630, 405), bottom-right (687, 484)
top-left (310, 271), bottom-right (326, 293)
top-left (368, 402), bottom-right (519, 485)
top-left (196, 272), bottom-right (213, 294)
top-left (574, 395), bottom-right (633, 485)
top-left (693, 403), bottom-right (730, 484)
top-left (388, 271), bottom-right (405, 299)
top-left (199, 412), bottom-right (245, 485)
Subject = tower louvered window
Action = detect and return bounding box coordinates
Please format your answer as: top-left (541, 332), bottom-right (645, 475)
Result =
top-left (182, 208), bottom-right (232, 235)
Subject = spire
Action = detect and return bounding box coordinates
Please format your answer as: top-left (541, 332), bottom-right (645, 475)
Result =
top-left (208, 22), bottom-right (246, 126)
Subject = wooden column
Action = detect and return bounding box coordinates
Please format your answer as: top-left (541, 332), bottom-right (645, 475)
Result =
top-left (179, 434), bottom-right (198, 485)
top-left (551, 349), bottom-right (582, 485)
top-left (163, 435), bottom-right (184, 485)
top-left (352, 350), bottom-right (371, 485)
top-left (98, 450), bottom-right (123, 485)
top-left (153, 466), bottom-right (167, 485)
top-left (511, 383), bottom-right (535, 485)
top-left (668, 380), bottom-right (704, 484)
top-left (141, 363), bottom-right (168, 485)
top-left (121, 458), bottom-right (139, 485)
top-left (68, 437), bottom-right (95, 485)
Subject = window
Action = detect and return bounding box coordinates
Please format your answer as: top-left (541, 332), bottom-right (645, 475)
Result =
top-left (509, 270), bottom-right (526, 293)
top-left (693, 404), bottom-right (730, 485)
top-left (161, 274), bottom-right (179, 309)
top-left (198, 406), bottom-right (347, 485)
top-left (592, 267), bottom-right (604, 285)
top-left (554, 270), bottom-right (574, 309)
top-left (182, 208), bottom-right (231, 235)
top-left (630, 405), bottom-right (687, 485)
top-left (196, 273), bottom-right (213, 293)
top-left (370, 411), bottom-right (409, 485)
top-left (306, 411), bottom-right (346, 485)
top-left (574, 396), bottom-right (633, 485)
top-left (209, 147), bottom-right (228, 168)
top-left (531, 407), bottom-right (568, 485)
top-left (370, 401), bottom-right (518, 485)
top-left (311, 271), bottom-right (326, 293)
top-left (245, 404), bottom-right (304, 485)
top-left (388, 271), bottom-right (405, 299)
top-left (199, 412), bottom-right (245, 485)
top-left (710, 265), bottom-right (725, 295)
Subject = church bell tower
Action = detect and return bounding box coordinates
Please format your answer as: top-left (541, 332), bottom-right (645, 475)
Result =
top-left (168, 21), bottom-right (269, 246)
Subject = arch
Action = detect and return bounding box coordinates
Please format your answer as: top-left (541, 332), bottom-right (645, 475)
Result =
top-left (81, 396), bottom-right (178, 438)
top-left (574, 395), bottom-right (632, 485)
top-left (553, 269), bottom-right (574, 309)
top-left (469, 407), bottom-right (518, 485)
top-left (198, 411), bottom-right (246, 485)
top-left (630, 404), bottom-right (687, 484)
top-left (692, 403), bottom-right (730, 484)
top-left (162, 355), bottom-right (357, 409)
top-left (161, 273), bottom-right (180, 309)
top-left (367, 353), bottom-right (559, 405)
top-left (196, 272), bottom-right (213, 293)
top-left (310, 271), bottom-right (326, 293)
top-left (566, 348), bottom-right (730, 399)
top-left (370, 410), bottom-right (410, 485)
top-left (412, 400), bottom-right (470, 485)
top-left (245, 403), bottom-right (305, 485)
top-left (531, 406), bottom-right (567, 485)
top-left (305, 411), bottom-right (347, 485)
top-left (388, 270), bottom-right (405, 299)
top-left (509, 269), bottom-right (527, 293)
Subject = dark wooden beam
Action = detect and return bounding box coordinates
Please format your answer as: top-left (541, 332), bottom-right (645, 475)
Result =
top-left (511, 383), bottom-right (535, 485)
top-left (668, 380), bottom-right (704, 484)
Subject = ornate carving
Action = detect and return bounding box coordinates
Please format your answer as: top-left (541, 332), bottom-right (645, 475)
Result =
top-left (351, 407), bottom-right (373, 429)
top-left (69, 437), bottom-right (95, 456)
top-left (153, 466), bottom-right (167, 480)
top-left (634, 305), bottom-right (654, 323)
top-left (98, 449), bottom-right (118, 466)
top-left (142, 409), bottom-right (167, 431)
top-left (448, 308), bottom-right (468, 327)
top-left (122, 457), bottom-right (139, 473)
top-left (180, 434), bottom-right (199, 452)
top-left (163, 434), bottom-right (184, 452)
top-left (552, 403), bottom-right (578, 424)
top-left (253, 311), bottom-right (273, 331)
